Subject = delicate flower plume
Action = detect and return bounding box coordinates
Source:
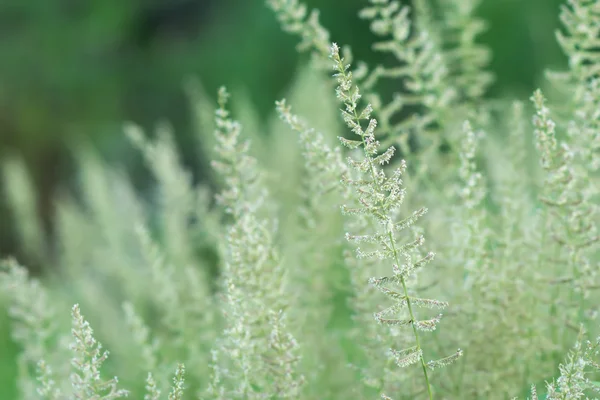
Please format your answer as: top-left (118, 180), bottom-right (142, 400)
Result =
top-left (167, 364), bottom-right (185, 400)
top-left (2, 2), bottom-right (594, 400)
top-left (144, 373), bottom-right (160, 400)
top-left (69, 304), bottom-right (129, 399)
top-left (331, 39), bottom-right (460, 398)
top-left (529, 384), bottom-right (538, 400)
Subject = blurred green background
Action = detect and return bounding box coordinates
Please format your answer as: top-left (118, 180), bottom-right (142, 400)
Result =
top-left (0, 0), bottom-right (565, 266)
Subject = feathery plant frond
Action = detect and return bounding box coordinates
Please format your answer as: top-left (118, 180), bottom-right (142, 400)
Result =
top-left (535, 1), bottom-right (600, 340)
top-left (532, 90), bottom-right (599, 306)
top-left (458, 120), bottom-right (486, 209)
top-left (144, 373), bottom-right (161, 400)
top-left (449, 120), bottom-right (549, 398)
top-left (0, 259), bottom-right (66, 400)
top-left (4, 1), bottom-right (600, 399)
top-left (36, 360), bottom-right (62, 400)
top-left (212, 87), bottom-right (268, 219)
top-left (265, 0), bottom-right (331, 68)
top-left (545, 330), bottom-right (600, 399)
top-left (436, 0), bottom-right (494, 103)
top-left (450, 120), bottom-right (490, 303)
top-left (529, 384), bottom-right (539, 400)
top-left (549, 0), bottom-right (600, 104)
top-left (331, 42), bottom-right (461, 399)
top-left (1, 259), bottom-right (57, 365)
top-left (208, 87), bottom-right (304, 399)
top-left (276, 99), bottom-right (358, 398)
top-left (268, 0), bottom-right (459, 194)
top-left (168, 364), bottom-right (186, 400)
top-left (134, 223), bottom-right (215, 394)
top-left (69, 304), bottom-right (129, 399)
top-left (571, 78), bottom-right (600, 173)
top-left (125, 123), bottom-right (218, 360)
top-left (265, 310), bottom-right (305, 398)
top-left (276, 99), bottom-right (349, 225)
top-left (548, 0), bottom-right (600, 213)
top-left (125, 122), bottom-right (203, 266)
top-left (455, 120), bottom-right (489, 289)
top-left (358, 0), bottom-right (456, 156)
top-left (548, 0), bottom-right (600, 175)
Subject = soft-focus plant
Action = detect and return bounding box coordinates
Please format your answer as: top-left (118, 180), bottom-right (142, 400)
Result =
top-left (1, 0), bottom-right (600, 399)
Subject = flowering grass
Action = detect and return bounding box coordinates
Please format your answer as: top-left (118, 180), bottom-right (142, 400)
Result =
top-left (2, 0), bottom-right (600, 399)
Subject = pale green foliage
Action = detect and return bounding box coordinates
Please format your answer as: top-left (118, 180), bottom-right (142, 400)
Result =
top-left (69, 304), bottom-right (129, 399)
top-left (1, 262), bottom-right (189, 399)
top-left (3, 0), bottom-right (600, 399)
top-left (144, 373), bottom-right (160, 400)
top-left (358, 0), bottom-right (456, 155)
top-left (452, 120), bottom-right (489, 294)
top-left (211, 87), bottom-right (267, 218)
top-left (168, 364), bottom-right (186, 400)
top-left (126, 122), bottom-right (204, 265)
top-left (436, 0), bottom-right (494, 102)
top-left (549, 0), bottom-right (600, 174)
top-left (2, 110), bottom-right (219, 399)
top-left (545, 331), bottom-right (600, 399)
top-left (265, 0), bottom-right (331, 67)
top-left (207, 87), bottom-right (304, 399)
top-left (529, 384), bottom-right (539, 400)
top-left (532, 90), bottom-right (598, 308)
top-left (36, 360), bottom-right (62, 400)
top-left (446, 119), bottom-right (549, 398)
top-left (0, 259), bottom-right (67, 399)
top-left (549, 0), bottom-right (600, 106)
top-left (331, 42), bottom-right (461, 399)
top-left (276, 99), bottom-right (358, 398)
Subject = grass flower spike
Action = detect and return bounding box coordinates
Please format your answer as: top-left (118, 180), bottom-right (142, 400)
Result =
top-left (331, 43), bottom-right (461, 399)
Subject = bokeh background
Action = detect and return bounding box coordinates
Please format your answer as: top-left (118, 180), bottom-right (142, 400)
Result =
top-left (0, 0), bottom-right (566, 267)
